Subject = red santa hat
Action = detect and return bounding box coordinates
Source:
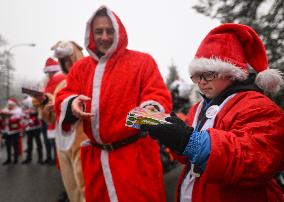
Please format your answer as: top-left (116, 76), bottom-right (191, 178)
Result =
top-left (44, 57), bottom-right (60, 73)
top-left (188, 23), bottom-right (283, 93)
top-left (7, 98), bottom-right (18, 106)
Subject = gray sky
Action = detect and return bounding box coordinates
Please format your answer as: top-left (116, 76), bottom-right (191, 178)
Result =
top-left (0, 0), bottom-right (219, 85)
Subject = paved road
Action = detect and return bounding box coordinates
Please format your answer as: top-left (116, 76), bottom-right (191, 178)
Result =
top-left (164, 164), bottom-right (184, 202)
top-left (0, 141), bottom-right (184, 202)
top-left (0, 162), bottom-right (65, 202)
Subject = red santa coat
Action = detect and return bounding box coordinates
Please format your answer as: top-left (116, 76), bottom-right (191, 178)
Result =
top-left (23, 108), bottom-right (41, 131)
top-left (43, 72), bottom-right (66, 138)
top-left (55, 6), bottom-right (171, 202)
top-left (176, 91), bottom-right (284, 202)
top-left (2, 107), bottom-right (23, 135)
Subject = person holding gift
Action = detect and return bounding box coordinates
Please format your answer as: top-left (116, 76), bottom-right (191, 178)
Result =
top-left (141, 23), bottom-right (284, 202)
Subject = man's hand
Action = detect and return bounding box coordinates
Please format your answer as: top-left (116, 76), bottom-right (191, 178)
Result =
top-left (71, 95), bottom-right (94, 119)
top-left (140, 112), bottom-right (194, 154)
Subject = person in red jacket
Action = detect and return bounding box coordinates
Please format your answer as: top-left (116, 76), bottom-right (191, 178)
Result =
top-left (141, 23), bottom-right (284, 202)
top-left (1, 98), bottom-right (23, 165)
top-left (55, 5), bottom-right (171, 202)
top-left (40, 58), bottom-right (66, 165)
top-left (21, 96), bottom-right (43, 164)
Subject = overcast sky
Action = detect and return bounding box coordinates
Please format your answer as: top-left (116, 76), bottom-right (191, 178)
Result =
top-left (0, 0), bottom-right (219, 86)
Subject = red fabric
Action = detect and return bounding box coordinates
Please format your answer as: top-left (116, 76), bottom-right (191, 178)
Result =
top-left (176, 91), bottom-right (284, 202)
top-left (44, 72), bottom-right (65, 132)
top-left (23, 109), bottom-right (41, 130)
top-left (8, 117), bottom-right (22, 132)
top-left (55, 6), bottom-right (171, 202)
top-left (44, 73), bottom-right (66, 94)
top-left (81, 137), bottom-right (166, 202)
top-left (47, 123), bottom-right (56, 131)
top-left (195, 23), bottom-right (268, 73)
top-left (4, 107), bottom-right (23, 134)
top-left (45, 57), bottom-right (58, 67)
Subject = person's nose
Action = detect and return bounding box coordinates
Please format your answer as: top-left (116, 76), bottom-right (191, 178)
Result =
top-left (101, 31), bottom-right (109, 40)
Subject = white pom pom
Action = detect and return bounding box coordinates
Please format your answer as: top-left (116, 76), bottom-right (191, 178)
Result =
top-left (255, 69), bottom-right (284, 93)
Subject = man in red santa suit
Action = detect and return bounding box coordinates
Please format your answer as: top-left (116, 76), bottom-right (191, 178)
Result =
top-left (141, 23), bottom-right (284, 202)
top-left (38, 58), bottom-right (66, 165)
top-left (55, 6), bottom-right (172, 202)
top-left (1, 98), bottom-right (23, 165)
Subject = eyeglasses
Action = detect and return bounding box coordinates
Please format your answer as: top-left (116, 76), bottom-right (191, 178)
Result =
top-left (190, 71), bottom-right (218, 83)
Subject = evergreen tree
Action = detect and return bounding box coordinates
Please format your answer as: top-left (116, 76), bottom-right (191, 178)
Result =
top-left (193, 0), bottom-right (284, 108)
top-left (166, 62), bottom-right (180, 88)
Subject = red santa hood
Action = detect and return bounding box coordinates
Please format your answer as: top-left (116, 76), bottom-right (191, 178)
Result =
top-left (85, 5), bottom-right (128, 61)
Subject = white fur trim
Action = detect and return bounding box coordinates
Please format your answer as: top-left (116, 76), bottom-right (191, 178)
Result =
top-left (47, 128), bottom-right (57, 139)
top-left (8, 100), bottom-right (17, 105)
top-left (80, 139), bottom-right (92, 147)
top-left (56, 95), bottom-right (78, 151)
top-left (188, 57), bottom-right (248, 80)
top-left (101, 151), bottom-right (119, 202)
top-left (140, 100), bottom-right (165, 112)
top-left (91, 60), bottom-right (106, 144)
top-left (54, 41), bottom-right (73, 58)
top-left (44, 65), bottom-right (60, 73)
top-left (255, 69), bottom-right (284, 93)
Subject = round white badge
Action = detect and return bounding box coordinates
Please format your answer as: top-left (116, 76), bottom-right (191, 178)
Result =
top-left (205, 105), bottom-right (219, 119)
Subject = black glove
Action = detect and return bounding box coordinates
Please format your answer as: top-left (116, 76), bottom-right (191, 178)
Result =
top-left (140, 112), bottom-right (194, 154)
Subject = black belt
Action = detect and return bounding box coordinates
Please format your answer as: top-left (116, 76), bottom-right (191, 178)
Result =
top-left (91, 133), bottom-right (146, 152)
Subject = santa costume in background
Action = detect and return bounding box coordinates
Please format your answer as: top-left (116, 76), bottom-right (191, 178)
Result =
top-left (175, 23), bottom-right (284, 202)
top-left (42, 58), bottom-right (66, 164)
top-left (55, 6), bottom-right (172, 202)
top-left (43, 58), bottom-right (66, 139)
top-left (1, 98), bottom-right (24, 164)
top-left (21, 96), bottom-right (43, 163)
top-left (43, 58), bottom-right (66, 97)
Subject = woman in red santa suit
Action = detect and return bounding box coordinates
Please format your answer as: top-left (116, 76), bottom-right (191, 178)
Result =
top-left (1, 98), bottom-right (24, 165)
top-left (55, 5), bottom-right (172, 202)
top-left (141, 23), bottom-right (284, 202)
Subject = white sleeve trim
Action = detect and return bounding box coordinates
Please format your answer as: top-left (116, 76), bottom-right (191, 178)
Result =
top-left (139, 100), bottom-right (165, 112)
top-left (56, 95), bottom-right (78, 151)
